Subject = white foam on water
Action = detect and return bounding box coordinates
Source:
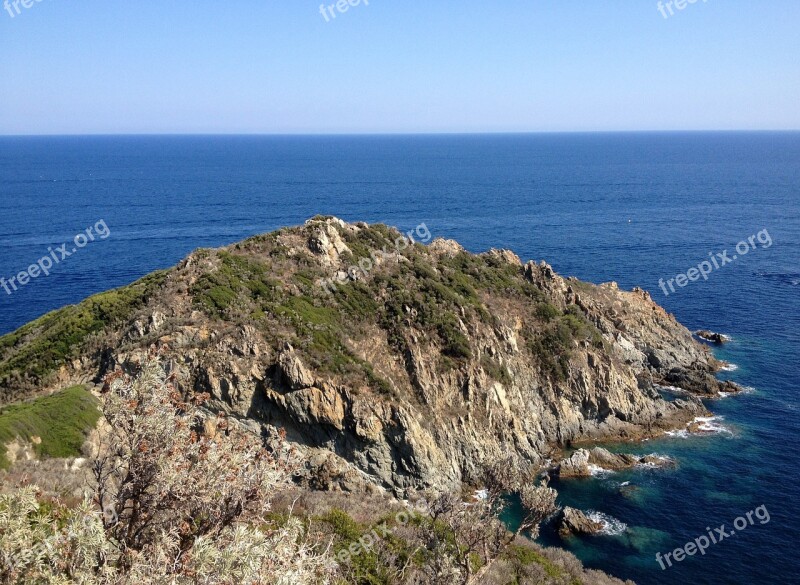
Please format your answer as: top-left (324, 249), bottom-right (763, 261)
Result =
top-left (636, 453), bottom-right (673, 468)
top-left (719, 362), bottom-right (739, 372)
top-left (665, 428), bottom-right (690, 439)
top-left (667, 416), bottom-right (734, 438)
top-left (587, 464), bottom-right (613, 477)
top-left (653, 384), bottom-right (689, 394)
top-left (718, 385), bottom-right (755, 398)
top-left (586, 511), bottom-right (627, 536)
top-left (692, 416), bottom-right (733, 435)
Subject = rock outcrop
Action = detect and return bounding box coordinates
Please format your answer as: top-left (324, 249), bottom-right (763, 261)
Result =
top-left (0, 217), bottom-right (735, 496)
top-left (556, 447), bottom-right (675, 477)
top-left (696, 330), bottom-right (729, 344)
top-left (559, 507), bottom-right (604, 537)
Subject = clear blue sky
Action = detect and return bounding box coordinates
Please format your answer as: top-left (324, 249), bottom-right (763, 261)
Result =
top-left (1, 0), bottom-right (798, 134)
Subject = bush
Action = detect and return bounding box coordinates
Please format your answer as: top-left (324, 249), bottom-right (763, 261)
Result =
top-left (0, 359), bottom-right (336, 584)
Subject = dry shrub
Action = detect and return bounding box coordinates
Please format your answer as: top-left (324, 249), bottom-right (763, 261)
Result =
top-left (0, 357), bottom-right (336, 584)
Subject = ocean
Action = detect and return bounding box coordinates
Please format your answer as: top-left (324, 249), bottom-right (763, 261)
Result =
top-left (0, 133), bottom-right (798, 584)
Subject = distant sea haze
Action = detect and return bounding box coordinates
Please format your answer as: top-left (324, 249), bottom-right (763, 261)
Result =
top-left (1, 132), bottom-right (798, 584)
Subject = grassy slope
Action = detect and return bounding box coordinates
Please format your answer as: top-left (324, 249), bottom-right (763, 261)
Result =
top-left (0, 385), bottom-right (100, 469)
top-left (0, 270), bottom-right (168, 402)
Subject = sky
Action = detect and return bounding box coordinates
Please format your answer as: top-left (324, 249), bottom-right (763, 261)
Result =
top-left (0, 0), bottom-right (798, 134)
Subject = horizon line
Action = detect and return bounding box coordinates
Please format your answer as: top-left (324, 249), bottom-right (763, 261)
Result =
top-left (2, 129), bottom-right (800, 138)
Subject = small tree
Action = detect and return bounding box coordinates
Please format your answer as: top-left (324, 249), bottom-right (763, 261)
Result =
top-left (417, 458), bottom-right (559, 585)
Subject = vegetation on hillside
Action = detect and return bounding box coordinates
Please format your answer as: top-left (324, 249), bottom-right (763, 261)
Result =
top-left (0, 271), bottom-right (168, 403)
top-left (0, 386), bottom-right (99, 469)
top-left (188, 222), bottom-right (607, 395)
top-left (0, 359), bottom-right (334, 584)
top-left (0, 221), bottom-right (609, 407)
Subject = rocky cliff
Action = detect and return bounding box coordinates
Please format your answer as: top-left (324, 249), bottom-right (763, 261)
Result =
top-left (0, 217), bottom-right (734, 496)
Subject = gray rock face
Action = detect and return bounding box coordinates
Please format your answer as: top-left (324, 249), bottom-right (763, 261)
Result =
top-left (557, 450), bottom-right (591, 477)
top-left (276, 348), bottom-right (316, 390)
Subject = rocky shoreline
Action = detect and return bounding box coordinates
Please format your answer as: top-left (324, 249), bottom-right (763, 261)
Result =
top-left (0, 217), bottom-right (753, 585)
top-left (0, 217), bottom-right (741, 498)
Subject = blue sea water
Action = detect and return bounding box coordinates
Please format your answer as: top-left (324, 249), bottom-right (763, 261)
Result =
top-left (0, 133), bottom-right (798, 584)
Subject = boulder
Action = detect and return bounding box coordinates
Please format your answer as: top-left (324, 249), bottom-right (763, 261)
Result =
top-left (587, 447), bottom-right (639, 470)
top-left (557, 449), bottom-right (591, 477)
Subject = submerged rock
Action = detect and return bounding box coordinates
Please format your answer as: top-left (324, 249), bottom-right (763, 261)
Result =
top-left (617, 482), bottom-right (640, 499)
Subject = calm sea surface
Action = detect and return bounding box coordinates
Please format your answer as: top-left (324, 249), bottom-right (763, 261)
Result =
top-left (1, 133), bottom-right (798, 584)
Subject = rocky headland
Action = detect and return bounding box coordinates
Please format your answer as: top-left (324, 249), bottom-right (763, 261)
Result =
top-left (0, 217), bottom-right (738, 497)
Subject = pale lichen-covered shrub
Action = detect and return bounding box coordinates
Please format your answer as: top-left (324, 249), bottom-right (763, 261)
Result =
top-left (0, 357), bottom-right (336, 584)
top-left (0, 486), bottom-right (113, 583)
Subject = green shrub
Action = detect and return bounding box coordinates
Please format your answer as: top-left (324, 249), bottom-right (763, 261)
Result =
top-left (537, 302), bottom-right (561, 321)
top-left (506, 545), bottom-right (566, 578)
top-left (0, 386), bottom-right (100, 469)
top-left (481, 356), bottom-right (512, 385)
top-left (318, 508), bottom-right (364, 542)
top-left (191, 251), bottom-right (279, 317)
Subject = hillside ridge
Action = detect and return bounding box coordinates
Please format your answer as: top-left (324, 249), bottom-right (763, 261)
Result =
top-left (0, 216), bottom-right (736, 494)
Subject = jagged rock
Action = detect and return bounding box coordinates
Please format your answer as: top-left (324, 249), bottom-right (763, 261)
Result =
top-left (586, 447), bottom-right (640, 470)
top-left (557, 450), bottom-right (591, 477)
top-left (696, 330), bottom-right (728, 344)
top-left (559, 507), bottom-right (604, 537)
top-left (306, 220), bottom-right (351, 265)
top-left (277, 348), bottom-right (315, 390)
top-left (557, 447), bottom-right (675, 477)
top-left (428, 238), bottom-right (464, 258)
top-left (485, 248), bottom-right (522, 266)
